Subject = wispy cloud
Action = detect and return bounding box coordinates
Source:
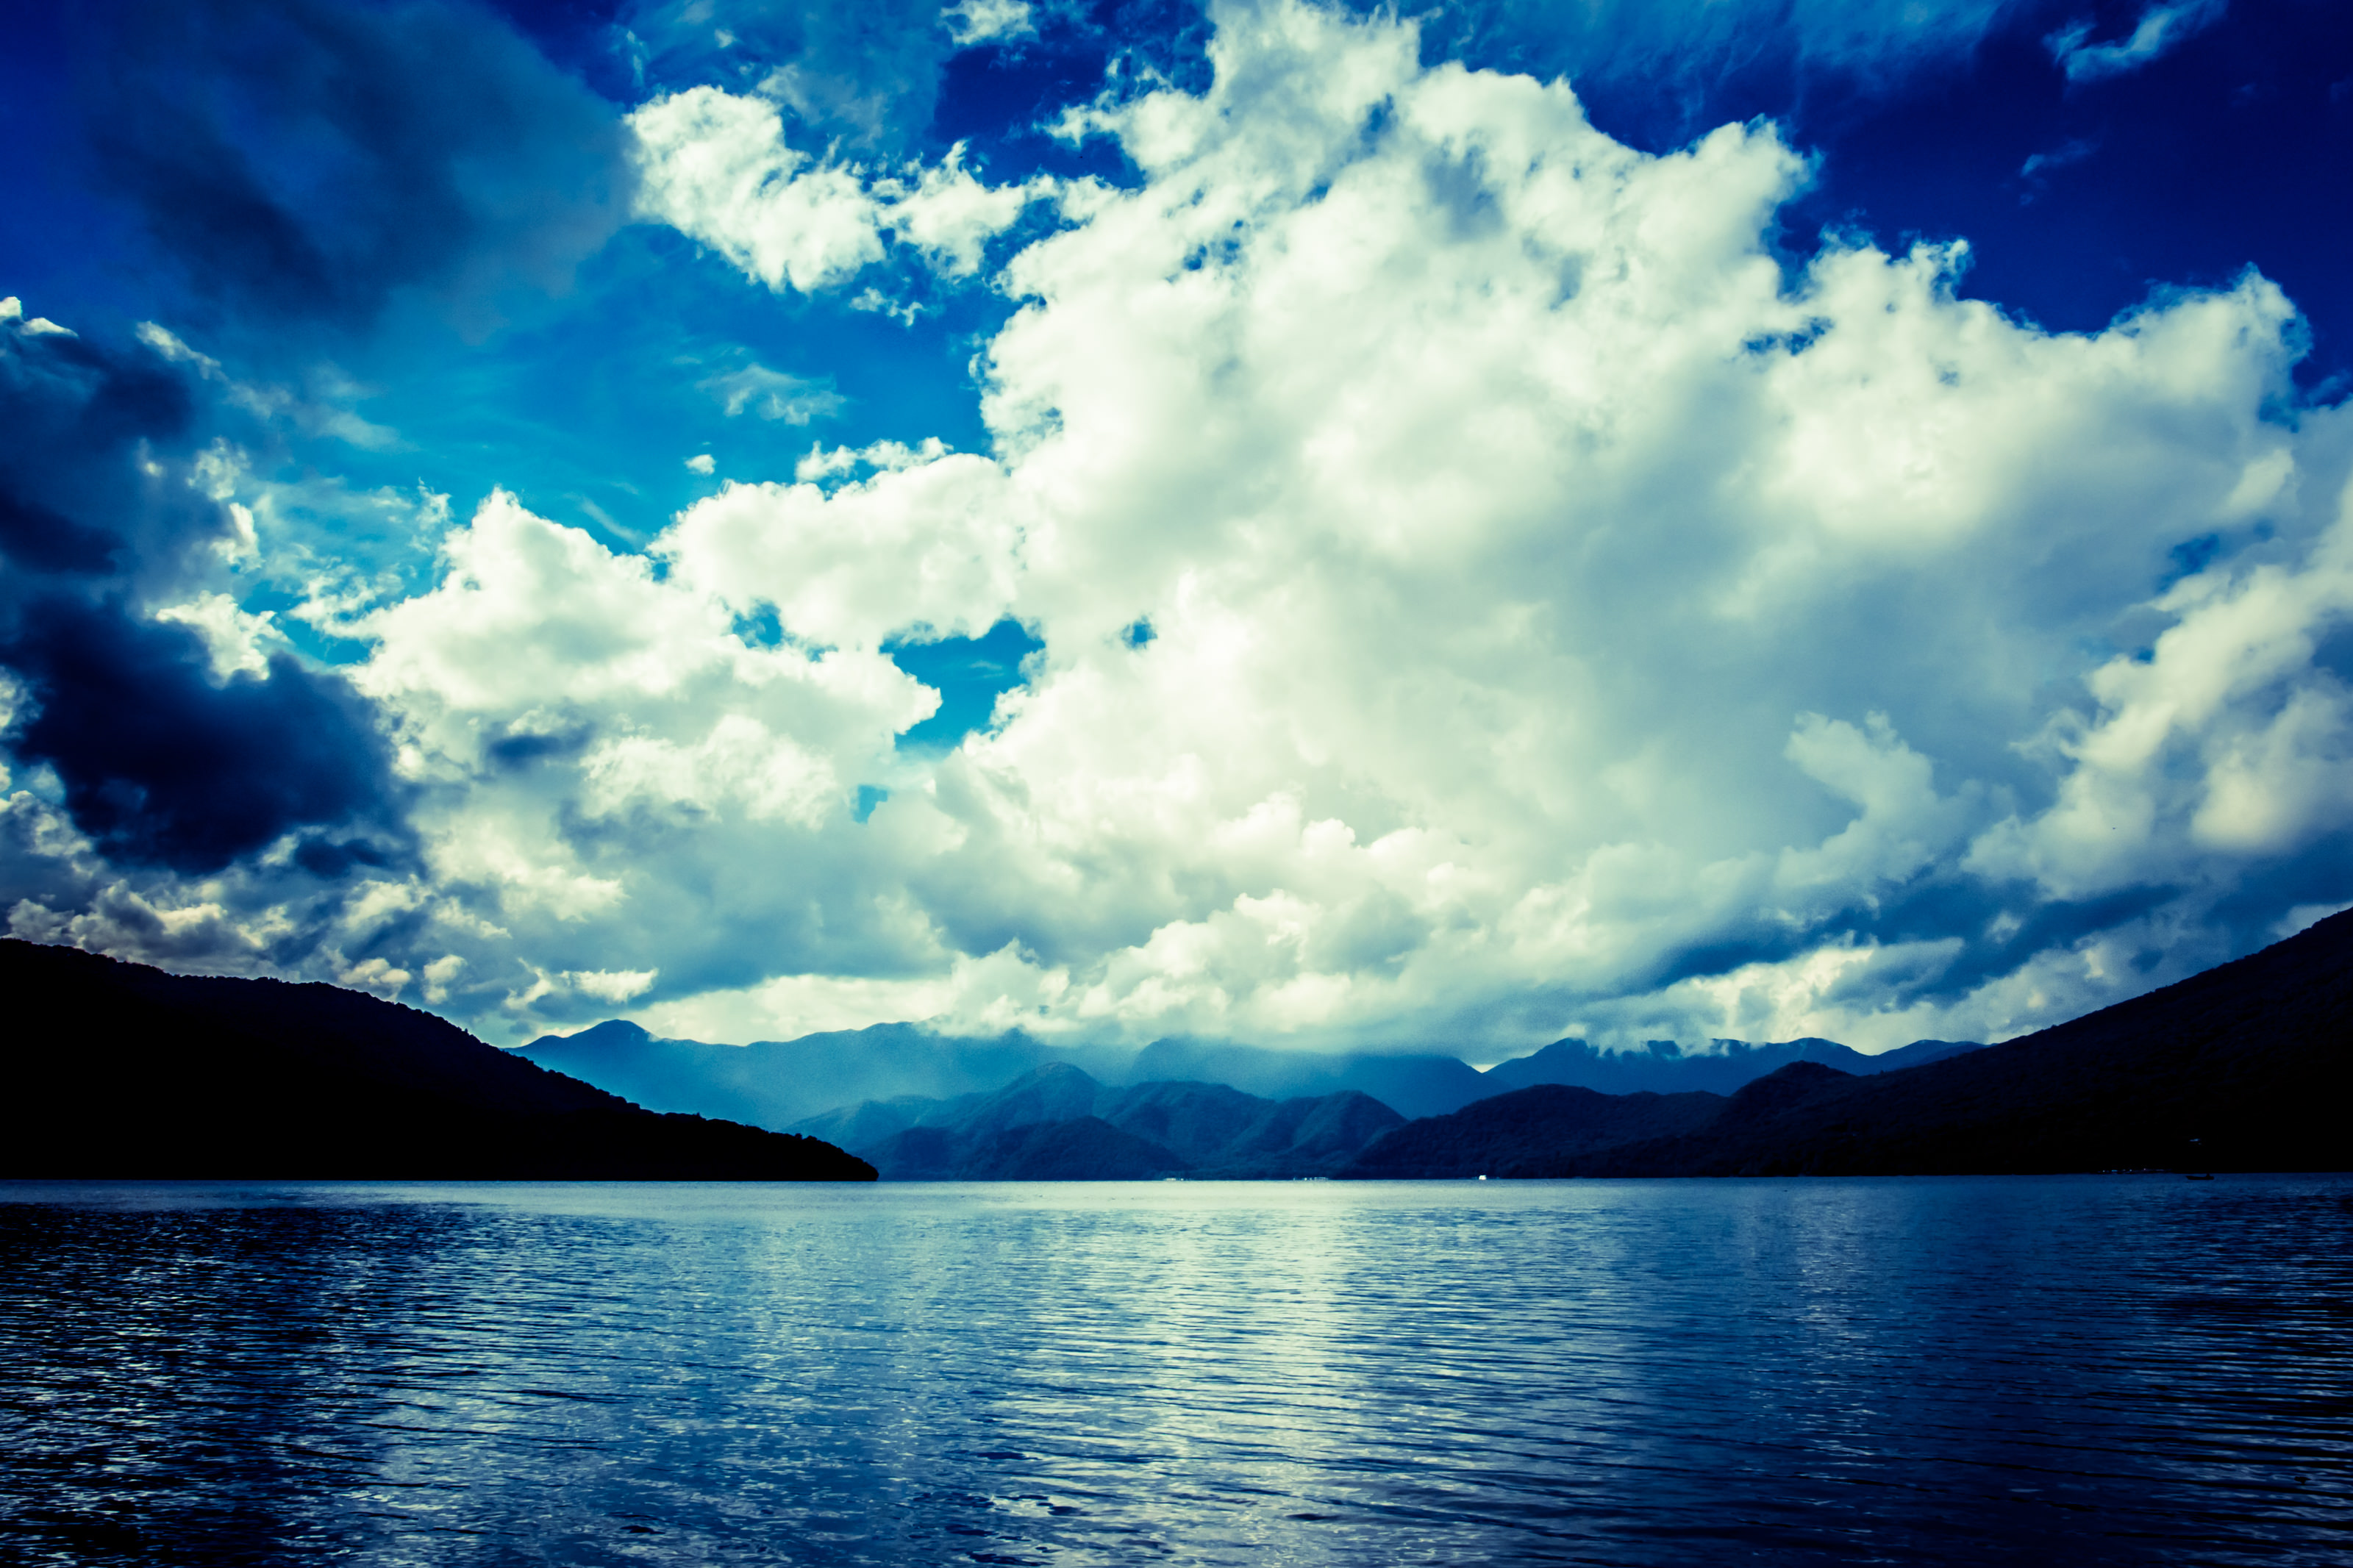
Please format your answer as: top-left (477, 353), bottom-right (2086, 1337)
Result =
top-left (2018, 137), bottom-right (2099, 200)
top-left (2046, 0), bottom-right (2229, 83)
top-left (699, 362), bottom-right (847, 423)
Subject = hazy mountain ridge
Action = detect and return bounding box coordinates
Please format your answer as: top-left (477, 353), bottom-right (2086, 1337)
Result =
top-left (852, 1064), bottom-right (1407, 1180)
top-left (1118, 1040), bottom-right (1489, 1119)
top-left (2, 940), bottom-right (874, 1180)
top-left (519, 1021), bottom-right (1129, 1129)
top-left (786, 1092), bottom-right (992, 1154)
top-left (1477, 1036), bottom-right (1984, 1098)
top-left (528, 1017), bottom-right (1985, 1134)
top-left (1346, 1086), bottom-right (1729, 1178)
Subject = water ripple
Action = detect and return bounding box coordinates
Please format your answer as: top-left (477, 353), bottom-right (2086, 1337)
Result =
top-left (1, 1176), bottom-right (2347, 1565)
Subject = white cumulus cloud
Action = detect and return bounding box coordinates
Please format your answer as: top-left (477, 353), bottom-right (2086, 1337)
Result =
top-left (627, 87), bottom-right (1048, 294)
top-left (31, 0), bottom-right (2350, 1057)
top-left (629, 86), bottom-right (887, 293)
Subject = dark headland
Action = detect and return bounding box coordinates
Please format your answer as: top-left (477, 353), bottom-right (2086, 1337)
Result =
top-left (1347, 906), bottom-right (2353, 1178)
top-left (0, 940), bottom-right (874, 1179)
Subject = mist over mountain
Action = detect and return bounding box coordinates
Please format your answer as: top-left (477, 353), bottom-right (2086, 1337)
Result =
top-left (518, 1022), bottom-right (1129, 1129)
top-left (1121, 1040), bottom-right (1490, 1120)
top-left (2, 940), bottom-right (872, 1180)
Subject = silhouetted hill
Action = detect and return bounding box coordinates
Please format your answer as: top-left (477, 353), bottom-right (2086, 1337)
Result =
top-left (1348, 911), bottom-right (2353, 1177)
top-left (1867, 1039), bottom-right (1988, 1071)
top-left (854, 1064), bottom-right (1406, 1178)
top-left (1647, 903), bottom-right (2353, 1174)
top-left (0, 941), bottom-right (873, 1179)
top-left (1345, 1085), bottom-right (1726, 1178)
top-left (1475, 1035), bottom-right (1983, 1097)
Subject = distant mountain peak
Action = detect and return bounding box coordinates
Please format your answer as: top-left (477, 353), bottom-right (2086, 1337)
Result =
top-left (1021, 1061), bottom-right (1101, 1085)
top-left (518, 1017), bottom-right (657, 1054)
top-left (574, 1018), bottom-right (653, 1043)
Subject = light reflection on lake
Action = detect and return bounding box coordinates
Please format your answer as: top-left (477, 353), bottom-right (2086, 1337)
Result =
top-left (1, 1176), bottom-right (2347, 1565)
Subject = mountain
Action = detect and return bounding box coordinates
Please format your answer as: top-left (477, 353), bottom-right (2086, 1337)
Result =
top-left (530, 1016), bottom-right (1980, 1136)
top-left (525, 1021), bottom-right (1494, 1128)
top-left (855, 1064), bottom-right (1406, 1179)
top-left (1348, 909), bottom-right (2353, 1177)
top-left (1344, 1085), bottom-right (1727, 1178)
top-left (1, 940), bottom-right (873, 1180)
top-left (518, 1020), bottom-right (1127, 1130)
top-left (1118, 1038), bottom-right (1490, 1118)
top-left (1865, 1039), bottom-right (1988, 1071)
top-left (510, 1019), bottom-right (781, 1126)
top-left (785, 1092), bottom-right (985, 1153)
top-left (955, 1117), bottom-right (1194, 1181)
top-left (1474, 1035), bottom-right (1985, 1097)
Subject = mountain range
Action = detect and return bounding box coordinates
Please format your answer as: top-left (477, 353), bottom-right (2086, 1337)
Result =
top-left (1, 940), bottom-right (873, 1179)
top-left (535, 907), bottom-right (2350, 1179)
top-left (835, 1063), bottom-right (1407, 1180)
top-left (1474, 1036), bottom-right (1981, 1097)
top-left (516, 1020), bottom-right (1124, 1128)
top-left (521, 1019), bottom-right (1985, 1131)
top-left (12, 903), bottom-right (2346, 1181)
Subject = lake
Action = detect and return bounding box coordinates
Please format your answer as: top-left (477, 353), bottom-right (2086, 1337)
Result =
top-left (1, 1176), bottom-right (2346, 1565)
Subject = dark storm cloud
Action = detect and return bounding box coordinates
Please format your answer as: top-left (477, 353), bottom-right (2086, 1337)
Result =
top-left (0, 318), bottom-right (407, 878)
top-left (0, 0), bottom-right (602, 877)
top-left (1876, 882), bottom-right (2184, 1003)
top-left (1, 602), bottom-right (406, 876)
top-left (0, 491), bottom-right (119, 577)
top-left (1635, 874), bottom-right (2193, 1020)
top-left (73, 0), bottom-right (635, 334)
top-left (0, 321), bottom-right (205, 587)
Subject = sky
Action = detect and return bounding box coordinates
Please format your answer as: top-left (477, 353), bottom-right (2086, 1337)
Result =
top-left (3, 0), bottom-right (2351, 1055)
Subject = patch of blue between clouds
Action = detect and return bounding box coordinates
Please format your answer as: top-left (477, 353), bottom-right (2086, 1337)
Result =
top-left (268, 226), bottom-right (1001, 568)
top-left (2160, 532), bottom-right (2225, 591)
top-left (731, 601), bottom-right (785, 649)
top-left (926, 1), bottom-right (1213, 183)
top-left (887, 617), bottom-right (1046, 751)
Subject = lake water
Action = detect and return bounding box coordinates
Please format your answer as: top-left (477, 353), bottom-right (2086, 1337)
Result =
top-left (1, 1176), bottom-right (2347, 1567)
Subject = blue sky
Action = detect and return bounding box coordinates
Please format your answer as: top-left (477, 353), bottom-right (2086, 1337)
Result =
top-left (2, 0), bottom-right (2349, 1051)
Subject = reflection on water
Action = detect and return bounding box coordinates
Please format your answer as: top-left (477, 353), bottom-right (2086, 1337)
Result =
top-left (1, 1177), bottom-right (2347, 1565)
